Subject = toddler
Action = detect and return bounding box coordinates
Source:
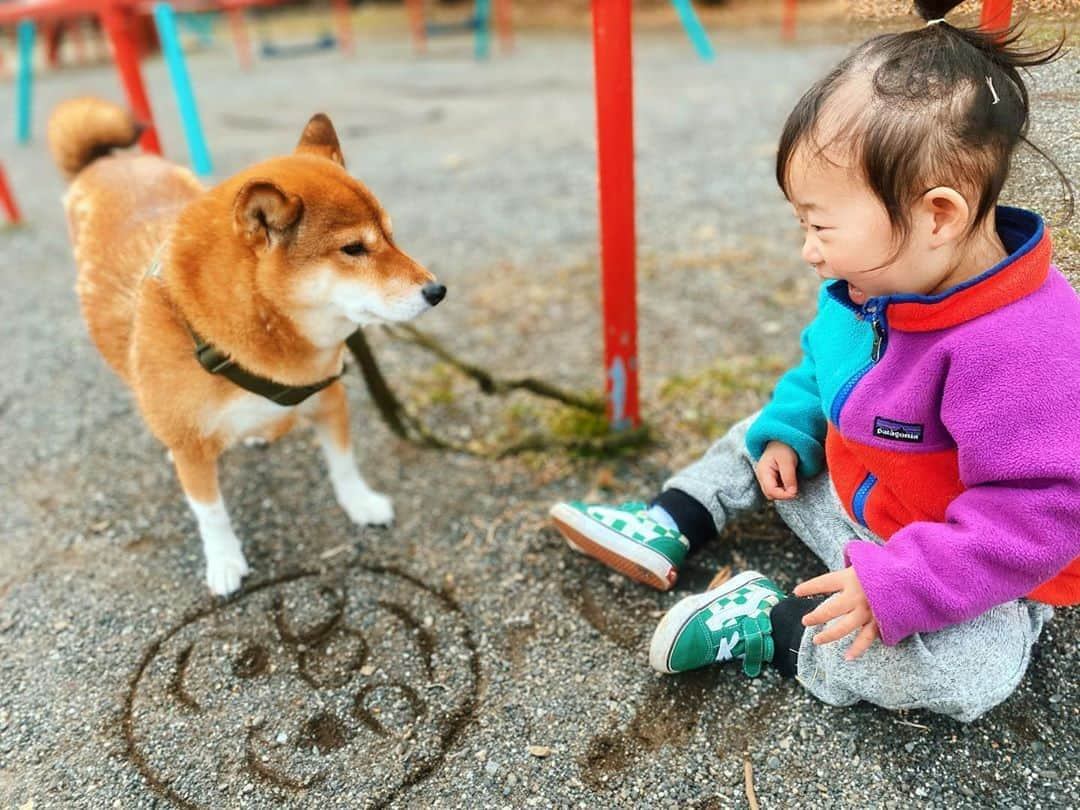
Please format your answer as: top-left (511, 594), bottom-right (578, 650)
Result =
top-left (550, 0), bottom-right (1080, 722)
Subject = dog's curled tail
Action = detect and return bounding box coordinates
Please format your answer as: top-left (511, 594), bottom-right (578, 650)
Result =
top-left (47, 97), bottom-right (144, 181)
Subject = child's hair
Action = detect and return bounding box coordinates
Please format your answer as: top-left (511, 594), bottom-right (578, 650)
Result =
top-left (776, 0), bottom-right (1071, 241)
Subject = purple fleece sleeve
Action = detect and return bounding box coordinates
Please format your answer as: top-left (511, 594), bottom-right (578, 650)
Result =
top-left (846, 300), bottom-right (1080, 646)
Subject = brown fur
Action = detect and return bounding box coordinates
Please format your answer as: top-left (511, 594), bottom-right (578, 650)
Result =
top-left (47, 96), bottom-right (145, 180)
top-left (49, 98), bottom-right (435, 553)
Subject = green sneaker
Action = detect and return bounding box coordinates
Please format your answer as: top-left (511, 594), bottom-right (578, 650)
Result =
top-left (548, 500), bottom-right (689, 590)
top-left (649, 571), bottom-right (786, 676)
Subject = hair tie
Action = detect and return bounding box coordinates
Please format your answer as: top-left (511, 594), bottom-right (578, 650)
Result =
top-left (926, 18), bottom-right (947, 26)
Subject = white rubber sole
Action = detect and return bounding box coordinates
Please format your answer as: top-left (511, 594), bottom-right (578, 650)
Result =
top-left (648, 570), bottom-right (766, 673)
top-left (548, 503), bottom-right (678, 591)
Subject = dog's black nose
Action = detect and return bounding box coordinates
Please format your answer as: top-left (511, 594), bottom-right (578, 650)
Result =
top-left (422, 283), bottom-right (447, 306)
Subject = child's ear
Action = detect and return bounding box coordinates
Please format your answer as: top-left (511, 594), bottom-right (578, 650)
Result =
top-left (920, 187), bottom-right (970, 246)
top-left (295, 113), bottom-right (345, 168)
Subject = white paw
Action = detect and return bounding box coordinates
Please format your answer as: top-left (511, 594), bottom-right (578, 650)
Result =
top-left (243, 436), bottom-right (269, 448)
top-left (205, 551), bottom-right (251, 596)
top-left (338, 489), bottom-right (394, 526)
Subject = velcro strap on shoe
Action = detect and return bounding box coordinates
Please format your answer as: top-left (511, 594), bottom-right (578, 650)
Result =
top-left (740, 612), bottom-right (774, 678)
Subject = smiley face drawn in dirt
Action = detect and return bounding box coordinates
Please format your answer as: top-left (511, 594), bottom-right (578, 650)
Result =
top-left (123, 564), bottom-right (479, 809)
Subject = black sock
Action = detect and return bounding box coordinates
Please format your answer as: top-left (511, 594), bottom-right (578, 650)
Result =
top-left (650, 488), bottom-right (718, 554)
top-left (769, 596), bottom-right (823, 678)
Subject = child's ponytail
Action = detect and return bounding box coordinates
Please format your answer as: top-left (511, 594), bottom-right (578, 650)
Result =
top-left (910, 0), bottom-right (1071, 224)
top-left (912, 1), bottom-right (966, 24)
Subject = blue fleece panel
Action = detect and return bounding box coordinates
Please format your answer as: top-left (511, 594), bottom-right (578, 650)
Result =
top-left (746, 284), bottom-right (874, 476)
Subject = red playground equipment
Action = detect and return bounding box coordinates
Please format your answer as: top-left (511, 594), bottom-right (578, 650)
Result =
top-left (0, 163), bottom-right (22, 224)
top-left (0, 0), bottom-right (295, 155)
top-left (591, 0), bottom-right (638, 429)
top-left (981, 0), bottom-right (1014, 31)
top-left (0, 0), bottom-right (167, 154)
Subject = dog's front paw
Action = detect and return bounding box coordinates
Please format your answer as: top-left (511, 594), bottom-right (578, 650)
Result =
top-left (205, 551), bottom-right (251, 596)
top-left (339, 489), bottom-right (394, 527)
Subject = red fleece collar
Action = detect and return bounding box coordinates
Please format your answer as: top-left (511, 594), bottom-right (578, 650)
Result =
top-left (887, 209), bottom-right (1051, 332)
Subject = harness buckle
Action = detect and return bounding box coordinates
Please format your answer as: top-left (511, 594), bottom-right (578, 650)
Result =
top-left (195, 342), bottom-right (235, 374)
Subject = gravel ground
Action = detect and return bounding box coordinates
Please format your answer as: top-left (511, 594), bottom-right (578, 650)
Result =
top-left (1, 12), bottom-right (1078, 809)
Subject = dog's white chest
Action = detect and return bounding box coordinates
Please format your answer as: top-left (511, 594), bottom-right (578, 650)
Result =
top-left (206, 392), bottom-right (293, 442)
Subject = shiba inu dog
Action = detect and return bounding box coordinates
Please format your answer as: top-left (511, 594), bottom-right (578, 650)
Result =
top-left (48, 97), bottom-right (445, 596)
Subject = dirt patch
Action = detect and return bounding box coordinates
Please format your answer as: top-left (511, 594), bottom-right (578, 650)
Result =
top-left (581, 669), bottom-right (726, 788)
top-left (298, 712), bottom-right (349, 754)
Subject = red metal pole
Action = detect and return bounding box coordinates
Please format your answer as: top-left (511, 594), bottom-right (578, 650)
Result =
top-left (226, 7), bottom-right (252, 69)
top-left (44, 20), bottom-right (62, 66)
top-left (331, 0), bottom-right (354, 55)
top-left (591, 0), bottom-right (639, 429)
top-left (99, 2), bottom-right (161, 155)
top-left (781, 0), bottom-right (797, 42)
top-left (980, 0), bottom-right (1013, 30)
top-left (406, 0), bottom-right (426, 55)
top-left (130, 8), bottom-right (153, 60)
top-left (0, 162), bottom-right (22, 224)
top-left (494, 0), bottom-right (513, 54)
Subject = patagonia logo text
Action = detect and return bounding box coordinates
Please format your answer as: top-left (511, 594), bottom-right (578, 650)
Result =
top-left (873, 417), bottom-right (924, 443)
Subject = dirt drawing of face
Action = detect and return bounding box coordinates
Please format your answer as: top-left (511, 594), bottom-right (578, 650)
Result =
top-left (123, 564), bottom-right (480, 808)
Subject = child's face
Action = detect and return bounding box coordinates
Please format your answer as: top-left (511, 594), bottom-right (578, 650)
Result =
top-left (786, 145), bottom-right (944, 306)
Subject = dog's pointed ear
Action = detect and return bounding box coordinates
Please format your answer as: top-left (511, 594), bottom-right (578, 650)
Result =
top-left (233, 179), bottom-right (303, 248)
top-left (295, 113), bottom-right (345, 168)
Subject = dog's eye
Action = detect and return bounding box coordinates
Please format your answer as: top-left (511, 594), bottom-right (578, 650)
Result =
top-left (341, 243), bottom-right (368, 257)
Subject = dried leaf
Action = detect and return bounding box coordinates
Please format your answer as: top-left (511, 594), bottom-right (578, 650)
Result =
top-left (593, 468), bottom-right (616, 491)
top-left (708, 566), bottom-right (732, 590)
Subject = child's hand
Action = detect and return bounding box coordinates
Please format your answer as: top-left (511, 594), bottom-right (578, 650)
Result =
top-left (793, 566), bottom-right (880, 660)
top-left (754, 441), bottom-right (799, 500)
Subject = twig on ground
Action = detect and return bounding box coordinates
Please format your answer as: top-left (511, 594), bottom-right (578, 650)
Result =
top-left (894, 719), bottom-right (932, 731)
top-left (319, 544), bottom-right (351, 560)
top-left (744, 757), bottom-right (760, 810)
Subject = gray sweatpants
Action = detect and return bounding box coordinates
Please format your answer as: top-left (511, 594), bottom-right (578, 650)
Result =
top-left (664, 414), bottom-right (1052, 723)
